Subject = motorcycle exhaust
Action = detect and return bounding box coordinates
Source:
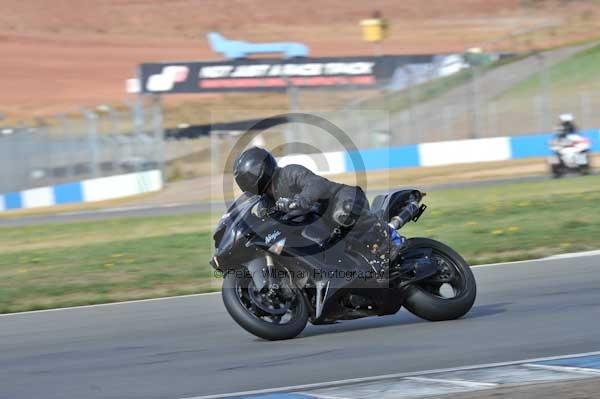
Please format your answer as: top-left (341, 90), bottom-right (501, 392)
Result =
top-left (389, 201), bottom-right (422, 230)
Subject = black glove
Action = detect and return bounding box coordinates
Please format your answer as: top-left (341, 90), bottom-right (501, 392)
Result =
top-left (289, 196), bottom-right (311, 212)
top-left (276, 196), bottom-right (313, 213)
top-left (275, 197), bottom-right (292, 212)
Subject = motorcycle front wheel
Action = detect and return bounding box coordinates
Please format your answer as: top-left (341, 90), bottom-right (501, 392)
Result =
top-left (221, 267), bottom-right (309, 341)
top-left (403, 238), bottom-right (476, 321)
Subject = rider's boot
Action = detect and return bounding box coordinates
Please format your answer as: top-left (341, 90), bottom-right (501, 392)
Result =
top-left (364, 224), bottom-right (407, 280)
top-left (388, 225), bottom-right (407, 262)
top-left (374, 225), bottom-right (437, 283)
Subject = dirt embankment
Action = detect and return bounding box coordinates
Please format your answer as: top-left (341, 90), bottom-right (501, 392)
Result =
top-left (1, 0), bottom-right (599, 122)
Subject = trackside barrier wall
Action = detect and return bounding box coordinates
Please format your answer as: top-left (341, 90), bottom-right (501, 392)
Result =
top-left (278, 129), bottom-right (600, 174)
top-left (2, 130), bottom-right (598, 212)
top-left (0, 170), bottom-right (162, 212)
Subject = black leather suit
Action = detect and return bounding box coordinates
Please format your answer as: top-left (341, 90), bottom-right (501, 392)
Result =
top-left (266, 164), bottom-right (391, 269)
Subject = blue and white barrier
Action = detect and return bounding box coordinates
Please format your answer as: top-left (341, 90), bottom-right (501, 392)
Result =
top-left (0, 170), bottom-right (163, 212)
top-left (3, 130), bottom-right (598, 212)
top-left (279, 129), bottom-right (600, 174)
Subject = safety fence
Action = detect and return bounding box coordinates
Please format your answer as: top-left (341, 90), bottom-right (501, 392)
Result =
top-left (2, 129), bottom-right (598, 212)
top-left (0, 97), bottom-right (164, 195)
top-left (278, 129), bottom-right (600, 175)
top-left (288, 44), bottom-right (600, 149)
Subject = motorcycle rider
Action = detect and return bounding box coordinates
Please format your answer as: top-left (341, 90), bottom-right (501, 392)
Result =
top-left (556, 113), bottom-right (578, 138)
top-left (233, 147), bottom-right (405, 274)
top-left (549, 114), bottom-right (591, 177)
top-left (551, 114), bottom-right (586, 157)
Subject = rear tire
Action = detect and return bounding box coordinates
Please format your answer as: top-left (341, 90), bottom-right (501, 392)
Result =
top-left (403, 238), bottom-right (476, 321)
top-left (580, 152), bottom-right (591, 176)
top-left (551, 164), bottom-right (562, 179)
top-left (222, 269), bottom-right (309, 341)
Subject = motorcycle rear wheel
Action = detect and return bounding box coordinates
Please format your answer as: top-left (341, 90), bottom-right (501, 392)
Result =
top-left (222, 268), bottom-right (309, 341)
top-left (403, 238), bottom-right (476, 321)
top-left (550, 164), bottom-right (563, 178)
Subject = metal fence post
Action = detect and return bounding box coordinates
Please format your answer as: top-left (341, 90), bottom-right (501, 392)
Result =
top-left (151, 95), bottom-right (166, 176)
top-left (109, 107), bottom-right (122, 174)
top-left (580, 91), bottom-right (591, 129)
top-left (404, 65), bottom-right (418, 145)
top-left (467, 66), bottom-right (483, 139)
top-left (82, 108), bottom-right (100, 178)
top-left (474, 65), bottom-right (484, 138)
top-left (30, 118), bottom-right (51, 188)
top-left (442, 105), bottom-right (454, 141)
top-left (57, 114), bottom-right (73, 180)
top-left (22, 123), bottom-right (34, 191)
top-left (211, 131), bottom-right (222, 179)
top-left (488, 101), bottom-right (498, 138)
top-left (537, 52), bottom-right (551, 132)
top-left (285, 81), bottom-right (299, 155)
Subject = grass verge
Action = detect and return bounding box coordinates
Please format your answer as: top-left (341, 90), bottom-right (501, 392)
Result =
top-left (2, 174), bottom-right (600, 313)
top-left (499, 43), bottom-right (600, 99)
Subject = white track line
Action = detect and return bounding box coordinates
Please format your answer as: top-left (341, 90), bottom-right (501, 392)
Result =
top-left (310, 394), bottom-right (353, 399)
top-left (524, 363), bottom-right (600, 375)
top-left (404, 376), bottom-right (498, 388)
top-left (545, 250), bottom-right (600, 260)
top-left (0, 291), bottom-right (220, 318)
top-left (452, 249), bottom-right (600, 269)
top-left (181, 350), bottom-right (600, 399)
top-left (1, 249), bottom-right (598, 318)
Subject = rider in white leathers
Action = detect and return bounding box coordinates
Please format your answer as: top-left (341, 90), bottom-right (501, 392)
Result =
top-left (549, 114), bottom-right (591, 176)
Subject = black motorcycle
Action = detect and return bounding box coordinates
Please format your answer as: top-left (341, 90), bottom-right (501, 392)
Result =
top-left (210, 189), bottom-right (476, 340)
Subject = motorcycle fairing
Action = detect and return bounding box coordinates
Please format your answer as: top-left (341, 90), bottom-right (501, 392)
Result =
top-left (212, 193), bottom-right (420, 323)
top-left (247, 219), bottom-right (396, 321)
top-left (246, 217), bottom-right (327, 257)
top-left (310, 238), bottom-right (406, 322)
top-left (213, 194), bottom-right (261, 258)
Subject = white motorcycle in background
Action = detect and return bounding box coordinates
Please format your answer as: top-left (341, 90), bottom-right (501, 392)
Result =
top-left (548, 133), bottom-right (592, 178)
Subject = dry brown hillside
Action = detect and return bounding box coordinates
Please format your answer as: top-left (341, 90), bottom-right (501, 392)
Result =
top-left (0, 0), bottom-right (599, 121)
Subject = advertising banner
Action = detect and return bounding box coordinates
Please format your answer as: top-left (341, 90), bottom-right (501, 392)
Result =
top-left (140, 55), bottom-right (433, 93)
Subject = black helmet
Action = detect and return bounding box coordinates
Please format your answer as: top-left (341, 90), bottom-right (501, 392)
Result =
top-left (233, 147), bottom-right (277, 194)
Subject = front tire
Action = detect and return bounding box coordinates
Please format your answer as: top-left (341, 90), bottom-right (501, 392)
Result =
top-left (579, 161), bottom-right (591, 176)
top-left (579, 152), bottom-right (591, 176)
top-left (222, 269), bottom-right (309, 341)
top-left (403, 238), bottom-right (476, 321)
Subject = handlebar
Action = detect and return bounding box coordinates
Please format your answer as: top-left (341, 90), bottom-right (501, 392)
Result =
top-left (275, 197), bottom-right (293, 212)
top-left (275, 197), bottom-right (320, 212)
top-left (274, 197), bottom-right (321, 222)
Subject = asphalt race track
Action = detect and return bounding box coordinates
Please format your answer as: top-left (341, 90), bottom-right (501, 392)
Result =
top-left (1, 253), bottom-right (600, 399)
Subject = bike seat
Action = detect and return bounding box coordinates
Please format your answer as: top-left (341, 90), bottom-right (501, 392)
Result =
top-left (370, 189), bottom-right (422, 221)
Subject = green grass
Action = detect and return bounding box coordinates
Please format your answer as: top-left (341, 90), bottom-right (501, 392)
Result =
top-left (2, 174), bottom-right (600, 313)
top-left (500, 43), bottom-right (600, 100)
top-left (0, 214), bottom-right (219, 313)
top-left (0, 213), bottom-right (215, 253)
top-left (371, 70), bottom-right (472, 113)
top-left (404, 175), bottom-right (600, 264)
top-left (0, 232), bottom-right (216, 313)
